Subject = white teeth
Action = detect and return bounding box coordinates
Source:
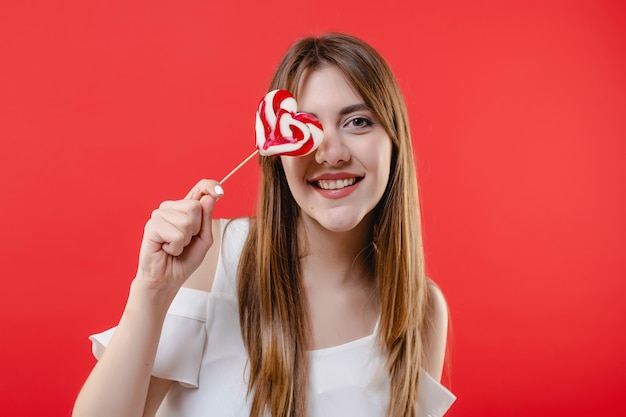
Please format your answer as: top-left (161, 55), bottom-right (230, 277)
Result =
top-left (316, 178), bottom-right (356, 190)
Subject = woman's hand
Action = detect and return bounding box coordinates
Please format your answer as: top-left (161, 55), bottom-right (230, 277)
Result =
top-left (135, 179), bottom-right (224, 293)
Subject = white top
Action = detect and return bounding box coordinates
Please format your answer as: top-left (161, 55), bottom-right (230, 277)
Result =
top-left (91, 218), bottom-right (456, 417)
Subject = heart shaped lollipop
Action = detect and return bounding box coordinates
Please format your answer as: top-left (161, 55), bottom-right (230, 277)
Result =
top-left (256, 89), bottom-right (324, 156)
top-left (220, 89), bottom-right (324, 183)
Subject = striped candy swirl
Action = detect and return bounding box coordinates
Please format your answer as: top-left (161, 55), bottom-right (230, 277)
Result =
top-left (255, 89), bottom-right (324, 156)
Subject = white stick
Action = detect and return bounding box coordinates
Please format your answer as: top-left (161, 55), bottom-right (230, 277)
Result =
top-left (219, 149), bottom-right (259, 183)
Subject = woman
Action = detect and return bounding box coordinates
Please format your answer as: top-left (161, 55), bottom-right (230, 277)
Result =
top-left (73, 33), bottom-right (455, 417)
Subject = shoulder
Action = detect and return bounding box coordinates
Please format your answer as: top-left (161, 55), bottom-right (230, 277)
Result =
top-left (183, 217), bottom-right (251, 292)
top-left (423, 279), bottom-right (450, 382)
top-left (426, 280), bottom-right (449, 324)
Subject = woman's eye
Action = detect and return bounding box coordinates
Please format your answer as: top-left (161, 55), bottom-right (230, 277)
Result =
top-left (346, 117), bottom-right (373, 129)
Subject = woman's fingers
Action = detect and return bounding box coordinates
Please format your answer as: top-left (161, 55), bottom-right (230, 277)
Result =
top-left (184, 179), bottom-right (224, 202)
top-left (197, 193), bottom-right (220, 245)
top-left (156, 200), bottom-right (203, 240)
top-left (184, 179), bottom-right (224, 248)
top-left (137, 179), bottom-right (224, 284)
top-left (147, 215), bottom-right (188, 256)
top-left (146, 180), bottom-right (224, 255)
top-left (148, 214), bottom-right (189, 255)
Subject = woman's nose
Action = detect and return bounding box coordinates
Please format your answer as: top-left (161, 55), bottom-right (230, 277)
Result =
top-left (314, 128), bottom-right (350, 166)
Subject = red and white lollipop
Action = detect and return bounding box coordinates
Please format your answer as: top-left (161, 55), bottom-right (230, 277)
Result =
top-left (220, 89), bottom-right (324, 183)
top-left (255, 89), bottom-right (323, 156)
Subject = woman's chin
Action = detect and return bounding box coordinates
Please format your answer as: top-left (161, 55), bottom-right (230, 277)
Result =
top-left (312, 211), bottom-right (368, 234)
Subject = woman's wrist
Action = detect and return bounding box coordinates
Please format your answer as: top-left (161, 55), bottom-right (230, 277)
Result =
top-left (123, 277), bottom-right (179, 320)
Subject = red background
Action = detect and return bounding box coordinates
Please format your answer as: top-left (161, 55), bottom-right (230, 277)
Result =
top-left (1, 1), bottom-right (625, 416)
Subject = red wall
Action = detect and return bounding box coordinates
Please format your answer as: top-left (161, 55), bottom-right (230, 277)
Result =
top-left (1, 1), bottom-right (624, 415)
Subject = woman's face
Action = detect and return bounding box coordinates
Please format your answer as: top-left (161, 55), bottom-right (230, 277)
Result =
top-left (280, 65), bottom-right (392, 233)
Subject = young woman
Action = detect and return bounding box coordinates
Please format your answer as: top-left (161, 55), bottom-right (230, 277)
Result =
top-left (73, 33), bottom-right (455, 417)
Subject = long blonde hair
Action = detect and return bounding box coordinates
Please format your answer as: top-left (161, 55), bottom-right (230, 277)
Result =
top-left (237, 33), bottom-right (432, 417)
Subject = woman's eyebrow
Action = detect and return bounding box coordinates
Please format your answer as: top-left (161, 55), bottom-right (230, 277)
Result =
top-left (339, 103), bottom-right (369, 116)
top-left (303, 103), bottom-right (370, 119)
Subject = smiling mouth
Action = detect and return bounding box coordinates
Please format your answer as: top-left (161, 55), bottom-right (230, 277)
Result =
top-left (312, 177), bottom-right (362, 190)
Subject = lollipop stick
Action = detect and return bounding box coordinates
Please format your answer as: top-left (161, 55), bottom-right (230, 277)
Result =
top-left (219, 149), bottom-right (259, 184)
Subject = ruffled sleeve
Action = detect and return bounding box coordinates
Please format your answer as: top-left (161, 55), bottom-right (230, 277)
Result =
top-left (89, 287), bottom-right (209, 388)
top-left (417, 369), bottom-right (456, 417)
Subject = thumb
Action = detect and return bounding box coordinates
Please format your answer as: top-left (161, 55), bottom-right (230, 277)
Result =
top-left (197, 183), bottom-right (224, 245)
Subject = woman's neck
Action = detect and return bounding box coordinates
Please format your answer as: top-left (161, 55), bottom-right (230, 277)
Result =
top-left (297, 213), bottom-right (375, 287)
top-left (297, 212), bottom-right (381, 349)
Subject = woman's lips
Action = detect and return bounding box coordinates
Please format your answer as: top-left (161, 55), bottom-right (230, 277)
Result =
top-left (308, 174), bottom-right (363, 198)
top-left (315, 177), bottom-right (357, 190)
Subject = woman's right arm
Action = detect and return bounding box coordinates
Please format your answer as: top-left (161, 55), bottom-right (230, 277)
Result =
top-left (72, 180), bottom-right (224, 417)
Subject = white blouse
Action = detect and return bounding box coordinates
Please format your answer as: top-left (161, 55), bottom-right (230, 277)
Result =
top-left (91, 218), bottom-right (456, 417)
